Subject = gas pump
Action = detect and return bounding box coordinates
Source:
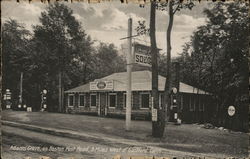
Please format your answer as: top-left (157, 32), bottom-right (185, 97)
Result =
top-left (17, 95), bottom-right (26, 111)
top-left (41, 89), bottom-right (47, 111)
top-left (4, 89), bottom-right (12, 109)
top-left (171, 87), bottom-right (178, 123)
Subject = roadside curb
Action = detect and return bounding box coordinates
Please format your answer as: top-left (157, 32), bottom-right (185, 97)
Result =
top-left (1, 120), bottom-right (230, 158)
top-left (2, 120), bottom-right (163, 148)
top-left (2, 120), bottom-right (113, 146)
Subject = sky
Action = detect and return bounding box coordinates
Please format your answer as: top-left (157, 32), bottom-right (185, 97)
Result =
top-left (2, 1), bottom-right (211, 57)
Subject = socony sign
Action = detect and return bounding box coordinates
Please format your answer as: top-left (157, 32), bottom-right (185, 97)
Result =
top-left (90, 80), bottom-right (113, 91)
top-left (135, 54), bottom-right (151, 66)
top-left (97, 81), bottom-right (106, 89)
top-left (134, 43), bottom-right (151, 67)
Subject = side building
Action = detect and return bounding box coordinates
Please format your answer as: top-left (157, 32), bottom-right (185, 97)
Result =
top-left (64, 70), bottom-right (215, 123)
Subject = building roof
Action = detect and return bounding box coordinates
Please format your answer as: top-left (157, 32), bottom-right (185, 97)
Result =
top-left (65, 70), bottom-right (209, 94)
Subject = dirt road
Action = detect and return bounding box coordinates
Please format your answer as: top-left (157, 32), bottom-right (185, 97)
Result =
top-left (2, 110), bottom-right (249, 158)
top-left (2, 125), bottom-right (198, 159)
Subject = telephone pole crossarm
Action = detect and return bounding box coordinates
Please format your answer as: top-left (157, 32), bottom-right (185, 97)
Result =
top-left (120, 34), bottom-right (140, 40)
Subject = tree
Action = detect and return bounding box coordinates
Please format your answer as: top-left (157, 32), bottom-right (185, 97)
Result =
top-left (2, 3), bottom-right (127, 112)
top-left (149, 1), bottom-right (163, 137)
top-left (93, 43), bottom-right (126, 79)
top-left (137, 0), bottom-right (195, 137)
top-left (136, 2), bottom-right (165, 137)
top-left (179, 2), bottom-right (249, 131)
top-left (2, 19), bottom-right (32, 108)
top-left (33, 2), bottom-right (93, 112)
top-left (156, 0), bottom-right (195, 127)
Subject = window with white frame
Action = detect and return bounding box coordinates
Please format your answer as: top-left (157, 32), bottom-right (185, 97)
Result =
top-left (123, 93), bottom-right (126, 108)
top-left (90, 94), bottom-right (97, 107)
top-left (109, 93), bottom-right (117, 108)
top-left (68, 94), bottom-right (74, 107)
top-left (159, 93), bottom-right (164, 109)
top-left (79, 94), bottom-right (85, 107)
top-left (140, 93), bottom-right (149, 109)
top-left (189, 96), bottom-right (195, 111)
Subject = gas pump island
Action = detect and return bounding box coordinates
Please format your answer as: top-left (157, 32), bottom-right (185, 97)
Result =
top-left (3, 89), bottom-right (12, 109)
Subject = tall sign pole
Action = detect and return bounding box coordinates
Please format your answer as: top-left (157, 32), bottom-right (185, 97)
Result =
top-left (20, 72), bottom-right (23, 105)
top-left (59, 71), bottom-right (62, 112)
top-left (126, 18), bottom-right (132, 131)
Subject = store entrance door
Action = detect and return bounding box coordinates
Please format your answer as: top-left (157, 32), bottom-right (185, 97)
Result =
top-left (99, 92), bottom-right (106, 116)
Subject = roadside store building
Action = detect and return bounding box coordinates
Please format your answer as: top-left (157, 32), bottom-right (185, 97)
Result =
top-left (64, 70), bottom-right (214, 123)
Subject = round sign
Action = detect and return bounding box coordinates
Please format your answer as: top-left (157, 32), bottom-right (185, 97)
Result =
top-left (172, 87), bottom-right (178, 94)
top-left (97, 82), bottom-right (106, 89)
top-left (6, 89), bottom-right (11, 95)
top-left (43, 89), bottom-right (47, 94)
top-left (228, 105), bottom-right (235, 116)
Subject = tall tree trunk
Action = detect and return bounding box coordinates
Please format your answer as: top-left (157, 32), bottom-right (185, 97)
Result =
top-left (61, 70), bottom-right (64, 113)
top-left (58, 70), bottom-right (62, 112)
top-left (58, 47), bottom-right (65, 113)
top-left (150, 2), bottom-right (165, 138)
top-left (164, 0), bottom-right (174, 121)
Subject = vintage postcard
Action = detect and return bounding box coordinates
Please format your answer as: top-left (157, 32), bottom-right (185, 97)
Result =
top-left (1, 0), bottom-right (249, 158)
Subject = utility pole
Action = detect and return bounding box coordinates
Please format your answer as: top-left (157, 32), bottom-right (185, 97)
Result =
top-left (62, 77), bottom-right (64, 112)
top-left (19, 72), bottom-right (23, 105)
top-left (58, 71), bottom-right (62, 112)
top-left (58, 51), bottom-right (65, 113)
top-left (126, 18), bottom-right (132, 131)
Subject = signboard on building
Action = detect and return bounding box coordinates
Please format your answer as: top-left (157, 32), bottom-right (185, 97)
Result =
top-left (90, 80), bottom-right (114, 91)
top-left (27, 107), bottom-right (32, 112)
top-left (228, 105), bottom-right (235, 116)
top-left (152, 108), bottom-right (157, 121)
top-left (134, 43), bottom-right (151, 67)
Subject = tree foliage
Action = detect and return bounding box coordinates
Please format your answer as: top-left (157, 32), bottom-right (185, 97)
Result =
top-left (2, 3), bottom-right (126, 111)
top-left (180, 2), bottom-right (248, 100)
top-left (136, 0), bottom-right (195, 137)
top-left (177, 2), bottom-right (249, 130)
top-left (93, 43), bottom-right (126, 79)
top-left (2, 19), bottom-right (31, 103)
